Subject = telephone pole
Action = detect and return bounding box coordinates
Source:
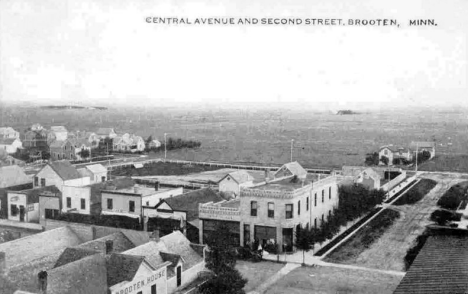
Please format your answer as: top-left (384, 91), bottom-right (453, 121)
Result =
top-left (290, 139), bottom-right (294, 162)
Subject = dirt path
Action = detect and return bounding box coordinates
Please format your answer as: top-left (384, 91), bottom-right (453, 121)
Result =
top-left (345, 174), bottom-right (465, 271)
top-left (247, 263), bottom-right (300, 294)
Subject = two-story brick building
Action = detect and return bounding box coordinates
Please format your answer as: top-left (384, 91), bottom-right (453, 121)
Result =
top-left (199, 162), bottom-right (339, 252)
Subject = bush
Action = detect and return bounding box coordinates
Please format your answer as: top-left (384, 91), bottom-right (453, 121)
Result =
top-left (430, 209), bottom-right (462, 226)
top-left (393, 179), bottom-right (437, 206)
top-left (53, 213), bottom-right (142, 230)
top-left (437, 182), bottom-right (468, 210)
top-left (404, 230), bottom-right (430, 271)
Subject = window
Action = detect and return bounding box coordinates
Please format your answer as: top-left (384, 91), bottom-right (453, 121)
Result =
top-left (177, 266), bottom-right (182, 287)
top-left (250, 201), bottom-right (257, 216)
top-left (285, 204), bottom-right (293, 219)
top-left (384, 149), bottom-right (388, 155)
top-left (243, 224), bottom-right (250, 246)
top-left (151, 284), bottom-right (157, 294)
top-left (314, 193), bottom-right (317, 206)
top-left (268, 202), bottom-right (274, 218)
top-left (328, 210), bottom-right (332, 219)
top-left (41, 178), bottom-right (46, 187)
top-left (322, 214), bottom-right (324, 224)
top-left (66, 197), bottom-right (71, 208)
top-left (146, 201), bottom-right (150, 206)
top-left (298, 201), bottom-right (301, 215)
top-left (107, 199), bottom-right (113, 209)
top-left (101, 176), bottom-right (106, 182)
top-left (314, 218), bottom-right (317, 228)
top-left (80, 199), bottom-right (86, 210)
top-left (322, 190), bottom-right (324, 203)
top-left (306, 197), bottom-right (309, 211)
top-left (329, 187), bottom-right (332, 199)
top-left (129, 200), bottom-right (135, 212)
top-left (34, 177), bottom-right (38, 186)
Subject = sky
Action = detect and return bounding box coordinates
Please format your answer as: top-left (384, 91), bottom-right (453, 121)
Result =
top-left (0, 0), bottom-right (467, 110)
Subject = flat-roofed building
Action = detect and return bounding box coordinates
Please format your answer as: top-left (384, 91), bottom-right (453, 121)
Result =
top-left (199, 162), bottom-right (339, 253)
top-left (101, 184), bottom-right (183, 220)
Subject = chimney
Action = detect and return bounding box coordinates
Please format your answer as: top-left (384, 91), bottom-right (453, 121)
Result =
top-left (154, 181), bottom-right (159, 191)
top-left (150, 229), bottom-right (160, 242)
top-left (0, 252), bottom-right (5, 275)
top-left (105, 240), bottom-right (114, 254)
top-left (38, 270), bottom-right (48, 294)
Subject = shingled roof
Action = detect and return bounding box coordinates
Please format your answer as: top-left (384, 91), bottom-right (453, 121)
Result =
top-left (162, 188), bottom-right (223, 221)
top-left (219, 170), bottom-right (254, 184)
top-left (106, 253), bottom-right (147, 286)
top-left (0, 165), bottom-right (32, 188)
top-left (46, 161), bottom-right (82, 181)
top-left (274, 161), bottom-right (307, 179)
top-left (53, 247), bottom-right (100, 268)
top-left (393, 234), bottom-right (468, 294)
top-left (77, 232), bottom-right (136, 253)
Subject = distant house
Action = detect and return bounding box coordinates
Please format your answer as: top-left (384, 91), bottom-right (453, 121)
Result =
top-left (34, 161), bottom-right (90, 192)
top-left (96, 128), bottom-right (117, 139)
top-left (355, 168), bottom-right (384, 190)
top-left (77, 164), bottom-right (108, 183)
top-left (274, 161), bottom-right (308, 179)
top-left (50, 126), bottom-right (68, 141)
top-left (130, 135), bottom-right (146, 152)
top-left (77, 131), bottom-right (100, 148)
top-left (379, 145), bottom-right (413, 165)
top-left (112, 134), bottom-right (133, 152)
top-left (49, 140), bottom-right (76, 161)
top-left (8, 186), bottom-right (61, 223)
top-left (23, 129), bottom-right (48, 149)
top-left (149, 139), bottom-right (162, 149)
top-left (70, 138), bottom-right (92, 161)
top-left (218, 170), bottom-right (254, 198)
top-left (410, 141), bottom-right (436, 159)
top-left (0, 138), bottom-right (22, 154)
top-left (0, 127), bottom-right (20, 139)
top-left (30, 123), bottom-right (44, 131)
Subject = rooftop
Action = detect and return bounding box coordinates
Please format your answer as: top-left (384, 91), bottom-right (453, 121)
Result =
top-left (251, 174), bottom-right (320, 191)
top-left (393, 234), bottom-right (468, 294)
top-left (0, 138), bottom-right (18, 145)
top-left (0, 165), bottom-right (32, 188)
top-left (76, 232), bottom-right (136, 253)
top-left (85, 164), bottom-right (107, 174)
top-left (105, 185), bottom-right (177, 198)
top-left (45, 161), bottom-right (82, 181)
top-left (163, 188), bottom-right (223, 220)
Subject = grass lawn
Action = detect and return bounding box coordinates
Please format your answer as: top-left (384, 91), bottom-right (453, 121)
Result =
top-left (324, 209), bottom-right (400, 264)
top-left (236, 260), bottom-right (285, 292)
top-left (419, 155), bottom-right (468, 173)
top-left (393, 179), bottom-right (437, 205)
top-left (265, 265), bottom-right (402, 294)
top-left (112, 161), bottom-right (222, 177)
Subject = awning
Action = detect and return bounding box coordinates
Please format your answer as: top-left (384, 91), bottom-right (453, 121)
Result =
top-left (101, 210), bottom-right (141, 219)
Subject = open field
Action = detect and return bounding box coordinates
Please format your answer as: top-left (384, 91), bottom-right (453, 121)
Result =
top-left (3, 106), bottom-right (468, 168)
top-left (326, 173), bottom-right (466, 271)
top-left (264, 265), bottom-right (403, 294)
top-left (419, 155), bottom-right (468, 173)
top-left (235, 260), bottom-right (284, 292)
top-left (393, 179), bottom-right (437, 205)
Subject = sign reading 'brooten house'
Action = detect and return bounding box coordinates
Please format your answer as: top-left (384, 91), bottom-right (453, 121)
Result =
top-left (113, 267), bottom-right (166, 294)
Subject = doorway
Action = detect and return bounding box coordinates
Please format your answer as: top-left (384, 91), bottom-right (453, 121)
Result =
top-left (19, 205), bottom-right (25, 222)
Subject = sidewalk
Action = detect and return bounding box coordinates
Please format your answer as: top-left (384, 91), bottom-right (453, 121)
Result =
top-left (247, 262), bottom-right (300, 294)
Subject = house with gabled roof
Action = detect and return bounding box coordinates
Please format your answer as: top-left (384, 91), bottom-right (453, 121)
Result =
top-left (0, 127), bottom-right (20, 139)
top-left (77, 164), bottom-right (108, 183)
top-left (96, 128), bottom-right (117, 139)
top-left (34, 161), bottom-right (90, 193)
top-left (410, 141), bottom-right (436, 159)
top-left (49, 139), bottom-right (76, 161)
top-left (0, 138), bottom-right (22, 154)
top-left (218, 170), bottom-right (255, 198)
top-left (274, 161), bottom-right (308, 179)
top-left (50, 126), bottom-right (68, 141)
top-left (0, 165), bottom-right (33, 219)
top-left (379, 145), bottom-right (413, 165)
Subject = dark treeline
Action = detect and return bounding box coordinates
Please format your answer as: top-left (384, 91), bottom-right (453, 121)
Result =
top-left (296, 184), bottom-right (386, 252)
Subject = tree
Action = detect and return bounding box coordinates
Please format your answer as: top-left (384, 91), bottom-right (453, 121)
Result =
top-left (365, 152), bottom-right (379, 166)
top-left (78, 148), bottom-right (90, 159)
top-left (201, 222), bottom-right (247, 294)
top-left (295, 225), bottom-right (312, 265)
top-left (380, 155), bottom-right (389, 165)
